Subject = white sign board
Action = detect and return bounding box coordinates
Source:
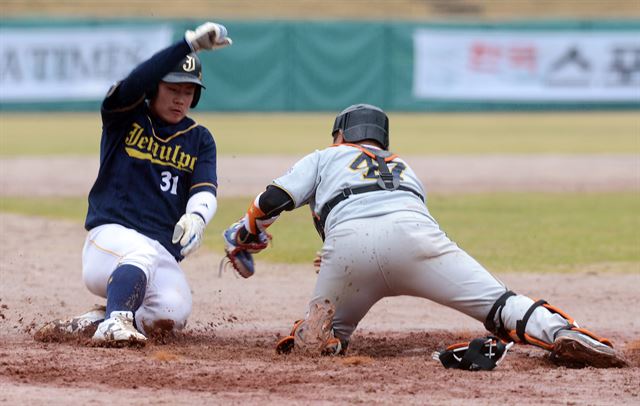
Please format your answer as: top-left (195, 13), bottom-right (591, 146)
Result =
top-left (413, 29), bottom-right (640, 101)
top-left (0, 26), bottom-right (173, 102)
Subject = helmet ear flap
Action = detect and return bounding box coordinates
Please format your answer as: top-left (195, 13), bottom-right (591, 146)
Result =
top-left (190, 86), bottom-right (201, 108)
top-left (332, 114), bottom-right (346, 136)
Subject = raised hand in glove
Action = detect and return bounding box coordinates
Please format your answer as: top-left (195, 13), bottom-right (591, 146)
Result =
top-left (221, 221), bottom-right (270, 278)
top-left (172, 213), bottom-right (206, 257)
top-left (185, 22), bottom-right (233, 52)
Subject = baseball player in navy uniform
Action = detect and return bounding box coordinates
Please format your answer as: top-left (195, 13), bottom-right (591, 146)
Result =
top-left (37, 22), bottom-right (232, 346)
top-left (222, 104), bottom-right (628, 368)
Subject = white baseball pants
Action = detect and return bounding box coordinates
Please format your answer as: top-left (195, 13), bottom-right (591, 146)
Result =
top-left (82, 224), bottom-right (192, 334)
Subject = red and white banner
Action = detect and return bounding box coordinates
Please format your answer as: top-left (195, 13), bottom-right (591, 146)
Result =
top-left (413, 29), bottom-right (640, 101)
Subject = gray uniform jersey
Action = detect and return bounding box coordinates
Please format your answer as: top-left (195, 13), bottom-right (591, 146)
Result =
top-left (272, 143), bottom-right (429, 232)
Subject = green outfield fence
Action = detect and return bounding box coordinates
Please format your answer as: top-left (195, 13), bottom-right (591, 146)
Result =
top-left (1, 19), bottom-right (639, 112)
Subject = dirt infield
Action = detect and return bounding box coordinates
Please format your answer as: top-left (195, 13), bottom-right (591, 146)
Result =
top-left (1, 213), bottom-right (639, 405)
top-left (1, 153), bottom-right (639, 404)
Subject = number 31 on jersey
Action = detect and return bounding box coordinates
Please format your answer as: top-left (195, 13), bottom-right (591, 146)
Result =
top-left (160, 171), bottom-right (179, 195)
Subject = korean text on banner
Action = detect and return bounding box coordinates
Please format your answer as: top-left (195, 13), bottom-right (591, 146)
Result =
top-left (412, 29), bottom-right (640, 102)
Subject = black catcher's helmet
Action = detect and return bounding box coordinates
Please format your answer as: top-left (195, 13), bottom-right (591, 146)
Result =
top-left (332, 104), bottom-right (389, 150)
top-left (160, 53), bottom-right (205, 108)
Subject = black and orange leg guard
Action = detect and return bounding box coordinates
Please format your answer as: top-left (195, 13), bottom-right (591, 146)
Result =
top-left (484, 291), bottom-right (614, 351)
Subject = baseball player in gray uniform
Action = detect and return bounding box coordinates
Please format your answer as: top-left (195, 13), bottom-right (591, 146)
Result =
top-left (223, 104), bottom-right (628, 368)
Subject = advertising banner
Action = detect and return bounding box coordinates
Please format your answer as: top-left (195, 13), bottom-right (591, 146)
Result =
top-left (1, 20), bottom-right (638, 111)
top-left (0, 26), bottom-right (173, 101)
top-left (413, 29), bottom-right (640, 101)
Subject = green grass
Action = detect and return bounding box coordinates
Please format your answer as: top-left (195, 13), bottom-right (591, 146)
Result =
top-left (1, 112), bottom-right (638, 156)
top-left (2, 193), bottom-right (638, 273)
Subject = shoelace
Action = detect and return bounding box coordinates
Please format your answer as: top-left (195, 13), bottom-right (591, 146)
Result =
top-left (218, 252), bottom-right (244, 278)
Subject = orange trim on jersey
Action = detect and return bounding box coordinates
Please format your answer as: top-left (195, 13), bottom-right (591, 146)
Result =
top-left (190, 182), bottom-right (217, 191)
top-left (145, 115), bottom-right (200, 143)
top-left (335, 143), bottom-right (398, 162)
top-left (88, 239), bottom-right (123, 259)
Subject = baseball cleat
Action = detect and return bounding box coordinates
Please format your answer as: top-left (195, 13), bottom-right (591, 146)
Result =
top-left (275, 335), bottom-right (295, 354)
top-left (34, 305), bottom-right (106, 341)
top-left (275, 319), bottom-right (303, 354)
top-left (294, 298), bottom-right (337, 355)
top-left (92, 311), bottom-right (147, 347)
top-left (321, 337), bottom-right (343, 356)
top-left (552, 329), bottom-right (629, 368)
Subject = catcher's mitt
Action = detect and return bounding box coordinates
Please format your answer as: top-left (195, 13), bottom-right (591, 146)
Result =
top-left (432, 336), bottom-right (513, 371)
top-left (219, 221), bottom-right (269, 278)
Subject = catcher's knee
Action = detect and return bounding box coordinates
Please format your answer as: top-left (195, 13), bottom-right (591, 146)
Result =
top-left (276, 298), bottom-right (352, 356)
top-left (275, 319), bottom-right (347, 356)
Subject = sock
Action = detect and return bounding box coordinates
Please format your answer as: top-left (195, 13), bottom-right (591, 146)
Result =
top-left (105, 264), bottom-right (147, 319)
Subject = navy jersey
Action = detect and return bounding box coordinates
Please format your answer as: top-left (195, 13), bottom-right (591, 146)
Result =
top-left (85, 39), bottom-right (217, 261)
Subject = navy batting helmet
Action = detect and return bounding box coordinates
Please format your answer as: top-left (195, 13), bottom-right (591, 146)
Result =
top-left (332, 104), bottom-right (389, 150)
top-left (160, 53), bottom-right (205, 108)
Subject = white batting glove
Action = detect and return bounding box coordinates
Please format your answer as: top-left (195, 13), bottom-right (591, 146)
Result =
top-left (185, 22), bottom-right (233, 52)
top-left (172, 213), bottom-right (206, 257)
